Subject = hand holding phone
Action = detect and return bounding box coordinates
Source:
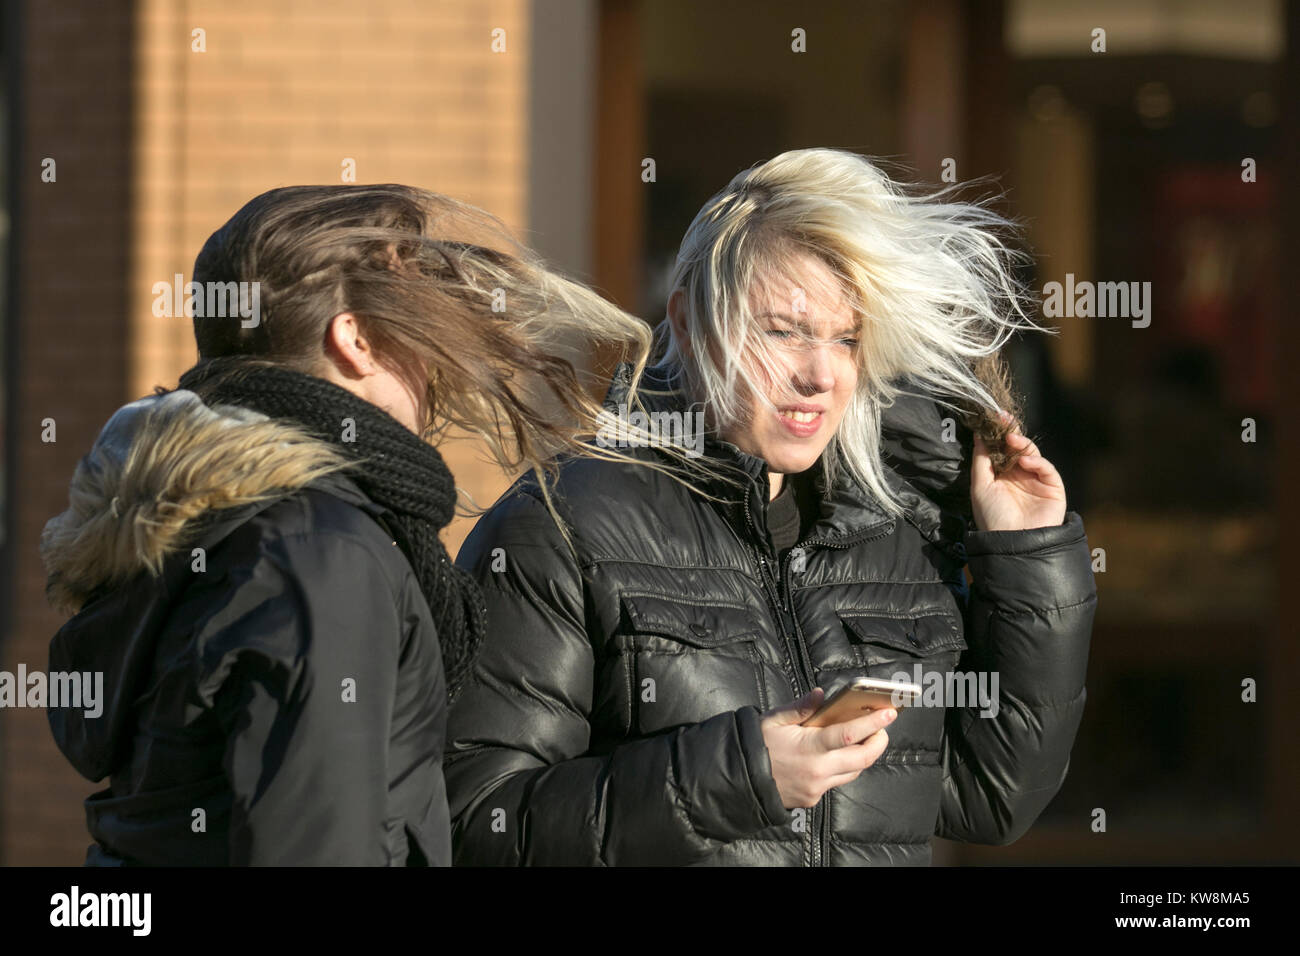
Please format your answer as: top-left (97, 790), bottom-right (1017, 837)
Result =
top-left (759, 684), bottom-right (904, 809)
top-left (801, 677), bottom-right (922, 728)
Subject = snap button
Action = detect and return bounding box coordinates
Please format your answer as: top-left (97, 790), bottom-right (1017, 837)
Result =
top-left (906, 630), bottom-right (920, 646)
top-left (689, 623), bottom-right (709, 638)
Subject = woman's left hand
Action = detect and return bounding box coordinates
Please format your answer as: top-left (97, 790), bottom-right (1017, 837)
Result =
top-left (970, 414), bottom-right (1067, 532)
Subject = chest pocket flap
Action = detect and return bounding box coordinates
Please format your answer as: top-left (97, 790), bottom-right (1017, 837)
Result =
top-left (838, 610), bottom-right (967, 661)
top-left (620, 592), bottom-right (759, 648)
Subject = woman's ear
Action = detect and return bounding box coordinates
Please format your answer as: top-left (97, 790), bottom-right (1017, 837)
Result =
top-left (324, 312), bottom-right (376, 378)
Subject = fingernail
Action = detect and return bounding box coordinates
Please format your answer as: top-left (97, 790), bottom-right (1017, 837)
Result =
top-left (884, 709), bottom-right (897, 722)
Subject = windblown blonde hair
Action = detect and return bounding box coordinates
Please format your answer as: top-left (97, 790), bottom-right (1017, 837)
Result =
top-left (653, 147), bottom-right (1051, 516)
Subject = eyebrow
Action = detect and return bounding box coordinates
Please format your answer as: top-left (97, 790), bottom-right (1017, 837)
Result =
top-left (756, 311), bottom-right (862, 337)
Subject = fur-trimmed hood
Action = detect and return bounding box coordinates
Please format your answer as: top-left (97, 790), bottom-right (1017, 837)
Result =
top-left (40, 389), bottom-right (351, 615)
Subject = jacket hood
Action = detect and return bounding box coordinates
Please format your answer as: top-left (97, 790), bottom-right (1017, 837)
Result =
top-left (877, 385), bottom-right (974, 520)
top-left (41, 389), bottom-right (352, 616)
top-left (42, 389), bottom-right (358, 782)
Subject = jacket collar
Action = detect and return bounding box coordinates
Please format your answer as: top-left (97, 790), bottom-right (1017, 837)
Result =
top-left (602, 362), bottom-right (898, 548)
top-left (602, 362), bottom-right (971, 559)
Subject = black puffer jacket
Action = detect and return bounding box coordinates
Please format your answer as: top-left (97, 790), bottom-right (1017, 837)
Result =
top-left (42, 390), bottom-right (450, 866)
top-left (445, 365), bottom-right (1095, 865)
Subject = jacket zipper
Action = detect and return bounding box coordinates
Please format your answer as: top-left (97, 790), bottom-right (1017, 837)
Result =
top-left (743, 484), bottom-right (898, 867)
top-left (742, 491), bottom-right (816, 866)
top-left (780, 520), bottom-right (894, 868)
top-left (742, 495), bottom-right (814, 690)
top-left (770, 543), bottom-right (825, 867)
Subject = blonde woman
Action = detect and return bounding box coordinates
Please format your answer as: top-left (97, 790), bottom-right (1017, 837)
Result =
top-left (446, 149), bottom-right (1096, 866)
top-left (41, 184), bottom-right (652, 865)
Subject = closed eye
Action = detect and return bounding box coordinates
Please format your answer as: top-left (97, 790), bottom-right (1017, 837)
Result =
top-left (764, 327), bottom-right (857, 348)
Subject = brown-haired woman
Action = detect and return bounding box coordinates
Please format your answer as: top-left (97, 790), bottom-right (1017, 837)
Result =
top-left (40, 184), bottom-right (650, 866)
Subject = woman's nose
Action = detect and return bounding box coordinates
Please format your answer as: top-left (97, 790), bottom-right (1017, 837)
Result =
top-left (795, 346), bottom-right (836, 394)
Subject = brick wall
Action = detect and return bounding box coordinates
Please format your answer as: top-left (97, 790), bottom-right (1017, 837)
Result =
top-left (2, 0), bottom-right (136, 867)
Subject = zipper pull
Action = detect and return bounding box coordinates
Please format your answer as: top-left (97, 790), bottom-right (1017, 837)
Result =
top-left (770, 553), bottom-right (789, 613)
top-left (759, 553), bottom-right (777, 595)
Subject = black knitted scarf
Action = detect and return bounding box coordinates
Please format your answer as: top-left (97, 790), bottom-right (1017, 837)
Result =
top-left (176, 359), bottom-right (485, 704)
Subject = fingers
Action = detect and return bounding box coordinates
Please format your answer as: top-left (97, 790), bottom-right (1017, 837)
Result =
top-left (1003, 429), bottom-right (1041, 459)
top-left (1020, 451), bottom-right (1063, 485)
top-left (763, 687), bottom-right (825, 727)
top-left (1002, 428), bottom-right (1065, 485)
top-left (997, 410), bottom-right (1042, 456)
top-left (815, 705), bottom-right (897, 751)
top-left (975, 420), bottom-right (1045, 483)
top-left (1003, 432), bottom-right (1065, 488)
top-left (821, 728), bottom-right (890, 777)
top-left (768, 701), bottom-right (896, 808)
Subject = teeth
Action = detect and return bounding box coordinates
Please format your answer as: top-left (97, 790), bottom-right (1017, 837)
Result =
top-left (781, 410), bottom-right (820, 424)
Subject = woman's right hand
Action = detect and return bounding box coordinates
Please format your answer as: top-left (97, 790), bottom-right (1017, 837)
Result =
top-left (759, 688), bottom-right (896, 809)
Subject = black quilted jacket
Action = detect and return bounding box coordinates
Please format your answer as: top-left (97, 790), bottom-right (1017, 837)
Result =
top-left (445, 365), bottom-right (1096, 865)
top-left (43, 391), bottom-right (450, 866)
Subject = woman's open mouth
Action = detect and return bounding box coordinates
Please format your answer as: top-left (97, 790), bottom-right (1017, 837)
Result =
top-left (777, 406), bottom-right (824, 437)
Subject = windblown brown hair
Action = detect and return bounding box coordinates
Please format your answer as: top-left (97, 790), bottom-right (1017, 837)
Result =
top-left (187, 183), bottom-right (658, 501)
